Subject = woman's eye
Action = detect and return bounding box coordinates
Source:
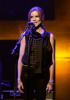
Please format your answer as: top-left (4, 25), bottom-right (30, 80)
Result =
top-left (30, 16), bottom-right (39, 18)
top-left (36, 16), bottom-right (39, 17)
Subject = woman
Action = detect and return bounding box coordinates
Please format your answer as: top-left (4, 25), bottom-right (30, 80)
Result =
top-left (17, 6), bottom-right (54, 100)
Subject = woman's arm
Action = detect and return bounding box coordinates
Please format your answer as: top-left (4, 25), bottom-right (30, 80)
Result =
top-left (49, 33), bottom-right (54, 83)
top-left (17, 36), bottom-right (26, 93)
top-left (46, 33), bottom-right (54, 92)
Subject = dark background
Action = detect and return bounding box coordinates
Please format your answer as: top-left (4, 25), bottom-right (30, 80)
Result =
top-left (0, 40), bottom-right (19, 89)
top-left (0, 0), bottom-right (54, 20)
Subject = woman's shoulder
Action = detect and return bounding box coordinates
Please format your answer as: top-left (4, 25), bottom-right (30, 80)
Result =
top-left (44, 30), bottom-right (54, 38)
top-left (50, 33), bottom-right (54, 44)
top-left (50, 33), bottom-right (54, 38)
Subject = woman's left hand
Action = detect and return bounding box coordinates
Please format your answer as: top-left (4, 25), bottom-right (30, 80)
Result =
top-left (46, 83), bottom-right (53, 93)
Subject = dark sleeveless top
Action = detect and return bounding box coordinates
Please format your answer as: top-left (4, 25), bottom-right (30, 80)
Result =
top-left (22, 28), bottom-right (53, 74)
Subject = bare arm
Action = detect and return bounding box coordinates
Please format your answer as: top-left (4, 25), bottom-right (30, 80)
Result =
top-left (17, 36), bottom-right (26, 93)
top-left (46, 33), bottom-right (54, 92)
top-left (49, 33), bottom-right (54, 83)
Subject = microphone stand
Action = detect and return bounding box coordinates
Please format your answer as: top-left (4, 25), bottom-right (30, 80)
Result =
top-left (11, 23), bottom-right (33, 100)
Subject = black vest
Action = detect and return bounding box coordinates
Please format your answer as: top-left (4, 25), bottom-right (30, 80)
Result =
top-left (22, 28), bottom-right (52, 73)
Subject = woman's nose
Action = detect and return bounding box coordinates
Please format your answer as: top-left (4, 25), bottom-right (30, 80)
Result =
top-left (33, 17), bottom-right (36, 21)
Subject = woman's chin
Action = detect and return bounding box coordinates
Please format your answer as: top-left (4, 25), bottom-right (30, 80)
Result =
top-left (34, 24), bottom-right (39, 27)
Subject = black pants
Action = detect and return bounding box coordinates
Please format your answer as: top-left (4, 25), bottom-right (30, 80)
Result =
top-left (22, 69), bottom-right (48, 100)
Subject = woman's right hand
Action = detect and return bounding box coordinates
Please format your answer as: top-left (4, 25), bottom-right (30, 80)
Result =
top-left (18, 81), bottom-right (24, 93)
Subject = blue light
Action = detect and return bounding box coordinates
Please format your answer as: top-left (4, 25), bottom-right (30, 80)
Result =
top-left (33, 89), bottom-right (36, 93)
top-left (1, 94), bottom-right (3, 99)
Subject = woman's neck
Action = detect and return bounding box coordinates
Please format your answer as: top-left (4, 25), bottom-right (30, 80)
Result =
top-left (36, 27), bottom-right (44, 34)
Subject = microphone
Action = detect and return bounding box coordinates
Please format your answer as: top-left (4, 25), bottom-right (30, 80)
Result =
top-left (27, 21), bottom-right (34, 25)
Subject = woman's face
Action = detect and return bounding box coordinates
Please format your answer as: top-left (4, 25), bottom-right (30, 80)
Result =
top-left (30, 11), bottom-right (41, 27)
